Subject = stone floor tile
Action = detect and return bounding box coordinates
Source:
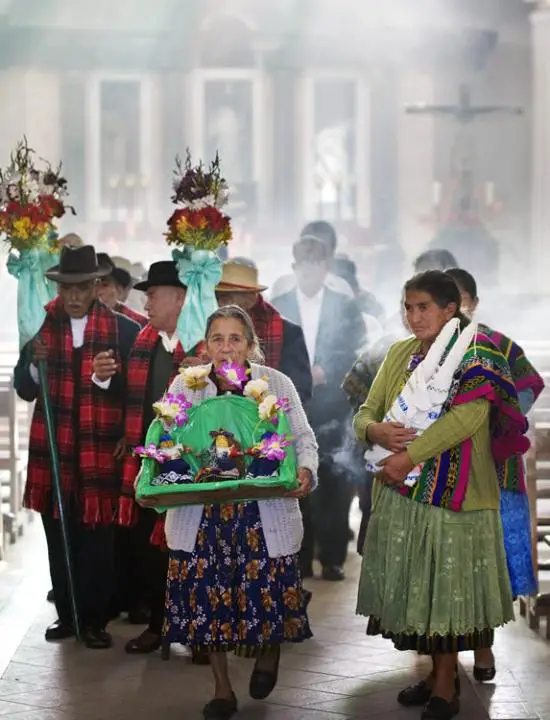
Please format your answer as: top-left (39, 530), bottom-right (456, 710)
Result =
top-left (487, 702), bottom-right (541, 719)
top-left (3, 507), bottom-right (550, 719)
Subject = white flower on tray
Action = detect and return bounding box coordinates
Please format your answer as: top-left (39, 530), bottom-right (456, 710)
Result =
top-left (258, 394), bottom-right (279, 422)
top-left (243, 377), bottom-right (269, 402)
top-left (179, 364), bottom-right (211, 390)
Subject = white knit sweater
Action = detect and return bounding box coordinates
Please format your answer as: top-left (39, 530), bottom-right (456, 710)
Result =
top-left (163, 363), bottom-right (319, 558)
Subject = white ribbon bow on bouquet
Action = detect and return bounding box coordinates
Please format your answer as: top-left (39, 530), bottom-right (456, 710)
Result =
top-left (365, 318), bottom-right (478, 486)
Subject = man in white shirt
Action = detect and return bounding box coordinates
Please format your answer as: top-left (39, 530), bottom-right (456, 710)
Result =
top-left (272, 235), bottom-right (367, 581)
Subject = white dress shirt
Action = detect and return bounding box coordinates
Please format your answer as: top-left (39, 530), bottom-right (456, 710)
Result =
top-left (158, 331), bottom-right (180, 354)
top-left (270, 272), bottom-right (352, 300)
top-left (296, 287), bottom-right (325, 365)
top-left (30, 315), bottom-right (110, 389)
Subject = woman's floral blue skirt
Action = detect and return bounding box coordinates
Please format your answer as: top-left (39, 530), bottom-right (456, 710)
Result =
top-left (500, 489), bottom-right (537, 597)
top-left (164, 501), bottom-right (312, 657)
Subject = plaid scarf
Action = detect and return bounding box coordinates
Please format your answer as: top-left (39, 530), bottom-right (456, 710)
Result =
top-left (24, 298), bottom-right (122, 525)
top-left (249, 296), bottom-right (284, 369)
top-left (118, 325), bottom-right (206, 542)
top-left (115, 302), bottom-right (148, 329)
top-left (398, 329), bottom-right (529, 510)
top-left (479, 323), bottom-right (544, 492)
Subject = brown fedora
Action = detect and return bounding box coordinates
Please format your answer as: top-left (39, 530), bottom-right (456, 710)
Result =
top-left (216, 261), bottom-right (268, 293)
top-left (45, 245), bottom-right (111, 284)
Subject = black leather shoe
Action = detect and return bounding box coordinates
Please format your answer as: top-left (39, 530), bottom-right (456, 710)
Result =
top-left (84, 628), bottom-right (113, 650)
top-left (397, 680), bottom-right (432, 707)
top-left (249, 647), bottom-right (281, 700)
top-left (125, 630), bottom-right (161, 654)
top-left (421, 694), bottom-right (460, 720)
top-left (321, 565), bottom-right (345, 581)
top-left (473, 665), bottom-right (496, 682)
top-left (203, 693), bottom-right (238, 720)
top-left (45, 620), bottom-right (74, 641)
top-left (398, 676), bottom-right (460, 707)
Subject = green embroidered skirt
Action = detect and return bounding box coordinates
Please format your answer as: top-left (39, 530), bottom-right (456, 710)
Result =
top-left (357, 483), bottom-right (514, 654)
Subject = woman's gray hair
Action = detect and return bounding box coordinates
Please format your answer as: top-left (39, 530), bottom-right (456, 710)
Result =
top-left (205, 305), bottom-right (265, 363)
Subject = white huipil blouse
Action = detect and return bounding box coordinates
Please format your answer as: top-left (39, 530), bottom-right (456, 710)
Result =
top-left (163, 363), bottom-right (319, 558)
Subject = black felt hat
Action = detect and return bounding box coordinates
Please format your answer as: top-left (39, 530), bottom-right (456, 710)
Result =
top-left (45, 245), bottom-right (111, 284)
top-left (133, 261), bottom-right (186, 292)
top-left (96, 253), bottom-right (135, 289)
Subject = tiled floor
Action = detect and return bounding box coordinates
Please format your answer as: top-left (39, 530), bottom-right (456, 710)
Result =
top-left (0, 515), bottom-right (549, 720)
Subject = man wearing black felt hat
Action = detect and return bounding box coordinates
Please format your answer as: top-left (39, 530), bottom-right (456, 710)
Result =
top-left (13, 245), bottom-right (141, 649)
top-left (96, 253), bottom-right (148, 328)
top-left (112, 260), bottom-right (208, 661)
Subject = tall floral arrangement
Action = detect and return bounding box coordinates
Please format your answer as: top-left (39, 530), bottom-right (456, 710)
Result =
top-left (166, 149), bottom-right (232, 352)
top-left (2, 138), bottom-right (76, 348)
top-left (166, 150), bottom-right (231, 250)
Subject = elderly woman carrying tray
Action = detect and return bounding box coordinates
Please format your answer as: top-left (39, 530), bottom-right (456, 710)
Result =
top-left (354, 270), bottom-right (527, 720)
top-left (136, 305), bottom-right (318, 720)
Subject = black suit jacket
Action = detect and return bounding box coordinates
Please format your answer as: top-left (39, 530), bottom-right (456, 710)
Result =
top-left (272, 287), bottom-right (366, 452)
top-left (279, 318), bottom-right (312, 405)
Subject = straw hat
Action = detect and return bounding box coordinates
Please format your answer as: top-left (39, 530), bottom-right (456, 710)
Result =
top-left (216, 261), bottom-right (267, 293)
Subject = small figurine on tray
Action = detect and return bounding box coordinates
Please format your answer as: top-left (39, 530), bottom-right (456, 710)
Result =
top-left (195, 429), bottom-right (245, 483)
top-left (246, 431), bottom-right (292, 479)
top-left (134, 434), bottom-right (194, 486)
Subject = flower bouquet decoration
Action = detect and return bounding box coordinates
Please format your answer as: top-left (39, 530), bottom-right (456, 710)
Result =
top-left (1, 138), bottom-right (76, 348)
top-left (166, 149), bottom-right (232, 352)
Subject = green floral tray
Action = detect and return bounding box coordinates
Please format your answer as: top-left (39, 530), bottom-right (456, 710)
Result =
top-left (135, 395), bottom-right (298, 510)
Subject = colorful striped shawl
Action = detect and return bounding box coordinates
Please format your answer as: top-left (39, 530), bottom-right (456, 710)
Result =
top-left (478, 324), bottom-right (544, 493)
top-left (400, 329), bottom-right (529, 511)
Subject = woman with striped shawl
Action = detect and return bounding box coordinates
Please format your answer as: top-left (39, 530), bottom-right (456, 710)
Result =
top-left (446, 267), bottom-right (544, 683)
top-left (354, 271), bottom-right (526, 720)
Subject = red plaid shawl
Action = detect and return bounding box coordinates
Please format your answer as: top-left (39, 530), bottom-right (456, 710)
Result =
top-left (119, 324), bottom-right (205, 533)
top-left (24, 298), bottom-right (122, 525)
top-left (249, 296), bottom-right (284, 369)
top-left (115, 302), bottom-right (148, 329)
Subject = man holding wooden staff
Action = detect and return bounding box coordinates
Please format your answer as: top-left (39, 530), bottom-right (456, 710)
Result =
top-left (14, 245), bottom-right (140, 649)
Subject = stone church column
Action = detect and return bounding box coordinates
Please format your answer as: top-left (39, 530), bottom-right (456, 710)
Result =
top-left (530, 3), bottom-right (550, 293)
top-left (396, 71), bottom-right (435, 268)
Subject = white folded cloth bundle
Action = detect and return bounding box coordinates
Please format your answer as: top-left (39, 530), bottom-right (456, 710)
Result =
top-left (365, 318), bottom-right (477, 486)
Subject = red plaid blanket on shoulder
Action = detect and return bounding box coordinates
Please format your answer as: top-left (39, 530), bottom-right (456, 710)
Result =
top-left (119, 324), bottom-right (205, 546)
top-left (24, 298), bottom-right (122, 525)
top-left (115, 302), bottom-right (148, 329)
top-left (249, 296), bottom-right (284, 369)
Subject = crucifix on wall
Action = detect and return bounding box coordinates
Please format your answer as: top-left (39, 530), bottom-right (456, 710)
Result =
top-left (405, 83), bottom-right (522, 223)
top-left (405, 83), bottom-right (523, 284)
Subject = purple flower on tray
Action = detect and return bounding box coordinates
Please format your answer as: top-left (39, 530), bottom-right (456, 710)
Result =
top-left (216, 361), bottom-right (249, 389)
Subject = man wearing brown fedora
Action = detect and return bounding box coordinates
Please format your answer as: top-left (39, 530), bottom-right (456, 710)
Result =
top-left (112, 260), bottom-right (208, 659)
top-left (13, 245), bottom-right (140, 649)
top-left (96, 253), bottom-right (148, 328)
top-left (216, 259), bottom-right (312, 404)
